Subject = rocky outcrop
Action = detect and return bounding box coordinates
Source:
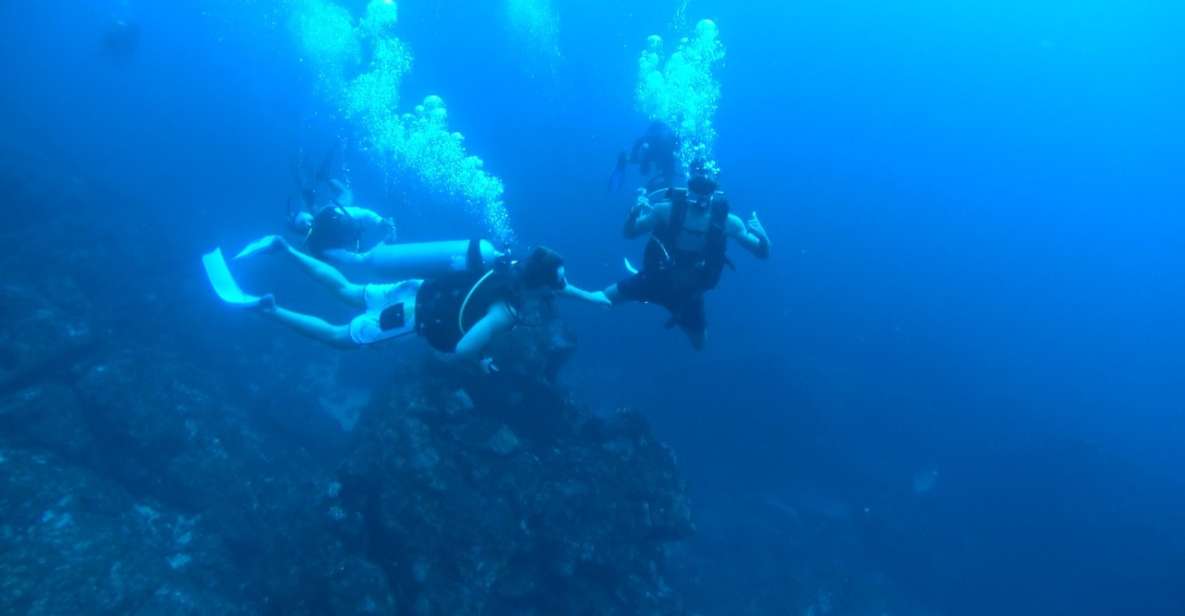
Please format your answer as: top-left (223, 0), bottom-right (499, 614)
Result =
top-left (332, 362), bottom-right (694, 615)
top-left (0, 151), bottom-right (694, 614)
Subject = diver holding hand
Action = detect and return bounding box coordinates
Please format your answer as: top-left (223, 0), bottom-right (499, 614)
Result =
top-left (604, 159), bottom-right (770, 350)
top-left (205, 236), bottom-right (610, 371)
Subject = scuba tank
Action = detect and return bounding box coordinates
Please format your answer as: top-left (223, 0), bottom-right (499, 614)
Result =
top-left (366, 239), bottom-right (503, 279)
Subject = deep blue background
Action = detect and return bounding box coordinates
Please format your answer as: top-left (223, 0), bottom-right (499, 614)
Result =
top-left (2, 1), bottom-right (1182, 613)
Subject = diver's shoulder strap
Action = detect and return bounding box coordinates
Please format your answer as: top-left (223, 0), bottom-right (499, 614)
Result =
top-left (664, 189), bottom-right (690, 242)
top-left (709, 192), bottom-right (730, 225)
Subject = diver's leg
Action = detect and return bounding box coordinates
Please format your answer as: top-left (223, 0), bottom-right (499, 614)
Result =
top-left (281, 243), bottom-right (366, 308)
top-left (321, 248), bottom-right (366, 267)
top-left (256, 296), bottom-right (355, 349)
top-left (676, 295), bottom-right (707, 351)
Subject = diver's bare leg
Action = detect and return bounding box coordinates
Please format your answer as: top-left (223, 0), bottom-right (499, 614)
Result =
top-left (281, 243), bottom-right (366, 308)
top-left (257, 299), bottom-right (355, 349)
top-left (321, 248), bottom-right (368, 267)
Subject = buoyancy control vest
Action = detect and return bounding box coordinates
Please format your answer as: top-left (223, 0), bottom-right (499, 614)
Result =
top-left (305, 204), bottom-right (362, 256)
top-left (643, 187), bottom-right (731, 290)
top-left (415, 243), bottom-right (520, 352)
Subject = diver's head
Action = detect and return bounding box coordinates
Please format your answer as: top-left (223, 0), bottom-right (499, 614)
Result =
top-left (515, 246), bottom-right (567, 291)
top-left (328, 179), bottom-right (354, 207)
top-left (687, 158), bottom-right (719, 198)
top-left (290, 211), bottom-right (314, 235)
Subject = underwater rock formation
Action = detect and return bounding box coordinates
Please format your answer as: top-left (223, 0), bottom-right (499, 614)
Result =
top-left (332, 362), bottom-right (694, 614)
top-left (0, 153), bottom-right (693, 614)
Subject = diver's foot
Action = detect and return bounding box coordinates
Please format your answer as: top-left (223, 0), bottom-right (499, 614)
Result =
top-left (253, 293), bottom-right (277, 313)
top-left (235, 235), bottom-right (288, 260)
top-left (260, 235), bottom-right (290, 255)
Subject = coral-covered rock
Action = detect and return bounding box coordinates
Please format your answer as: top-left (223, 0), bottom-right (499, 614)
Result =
top-left (334, 355), bottom-right (694, 615)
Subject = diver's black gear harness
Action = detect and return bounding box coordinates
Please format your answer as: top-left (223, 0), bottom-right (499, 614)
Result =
top-left (642, 187), bottom-right (733, 291)
top-left (415, 241), bottom-right (562, 353)
top-left (304, 203), bottom-right (364, 255)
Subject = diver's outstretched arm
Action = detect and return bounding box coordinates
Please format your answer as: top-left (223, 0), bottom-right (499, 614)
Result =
top-left (256, 298), bottom-right (355, 349)
top-left (343, 206), bottom-right (397, 243)
top-left (560, 283), bottom-right (612, 308)
top-left (342, 206), bottom-right (385, 228)
top-left (726, 212), bottom-right (771, 259)
top-left (453, 301), bottom-right (517, 362)
top-left (624, 193), bottom-right (666, 239)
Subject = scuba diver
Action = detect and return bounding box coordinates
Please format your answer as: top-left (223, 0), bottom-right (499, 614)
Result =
top-left (609, 122), bottom-right (680, 194)
top-left (604, 159), bottom-right (771, 350)
top-left (288, 178), bottom-right (398, 262)
top-left (204, 237), bottom-right (610, 370)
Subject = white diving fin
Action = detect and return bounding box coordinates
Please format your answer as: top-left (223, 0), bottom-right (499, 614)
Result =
top-left (202, 247), bottom-right (261, 306)
top-left (623, 257), bottom-right (639, 275)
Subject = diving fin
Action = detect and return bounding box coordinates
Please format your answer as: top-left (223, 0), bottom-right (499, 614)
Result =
top-left (202, 248), bottom-right (261, 306)
top-left (623, 257), bottom-right (639, 275)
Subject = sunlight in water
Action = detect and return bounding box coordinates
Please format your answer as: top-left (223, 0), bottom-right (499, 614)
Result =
top-left (505, 0), bottom-right (563, 76)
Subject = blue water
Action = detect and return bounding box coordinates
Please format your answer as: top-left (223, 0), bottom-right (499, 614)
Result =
top-left (2, 1), bottom-right (1183, 614)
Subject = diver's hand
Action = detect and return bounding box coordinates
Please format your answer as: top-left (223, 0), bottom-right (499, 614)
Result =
top-left (746, 212), bottom-right (768, 241)
top-left (634, 188), bottom-right (653, 211)
top-left (480, 357), bottom-right (499, 374)
top-left (261, 234), bottom-right (291, 255)
top-left (588, 290), bottom-right (613, 309)
top-left (628, 192), bottom-right (653, 223)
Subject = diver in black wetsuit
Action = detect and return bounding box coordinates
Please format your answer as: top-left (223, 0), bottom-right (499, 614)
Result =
top-left (288, 179), bottom-right (396, 261)
top-left (609, 122), bottom-right (680, 193)
top-left (604, 159), bottom-right (771, 350)
top-left (220, 237), bottom-right (609, 371)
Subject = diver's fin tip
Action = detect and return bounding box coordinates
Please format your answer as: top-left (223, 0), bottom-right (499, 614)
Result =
top-left (202, 247), bottom-right (261, 306)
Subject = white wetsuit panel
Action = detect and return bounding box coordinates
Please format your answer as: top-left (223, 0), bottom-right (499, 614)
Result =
top-left (349, 280), bottom-right (423, 345)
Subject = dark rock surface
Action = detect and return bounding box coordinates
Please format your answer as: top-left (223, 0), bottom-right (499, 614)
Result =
top-left (0, 152), bottom-right (694, 614)
top-left (334, 363), bottom-right (693, 615)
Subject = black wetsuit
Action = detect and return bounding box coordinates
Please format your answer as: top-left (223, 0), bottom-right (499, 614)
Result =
top-left (616, 189), bottom-right (731, 336)
top-left (304, 204), bottom-right (363, 258)
top-left (413, 244), bottom-right (567, 353)
top-left (414, 269), bottom-right (521, 353)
